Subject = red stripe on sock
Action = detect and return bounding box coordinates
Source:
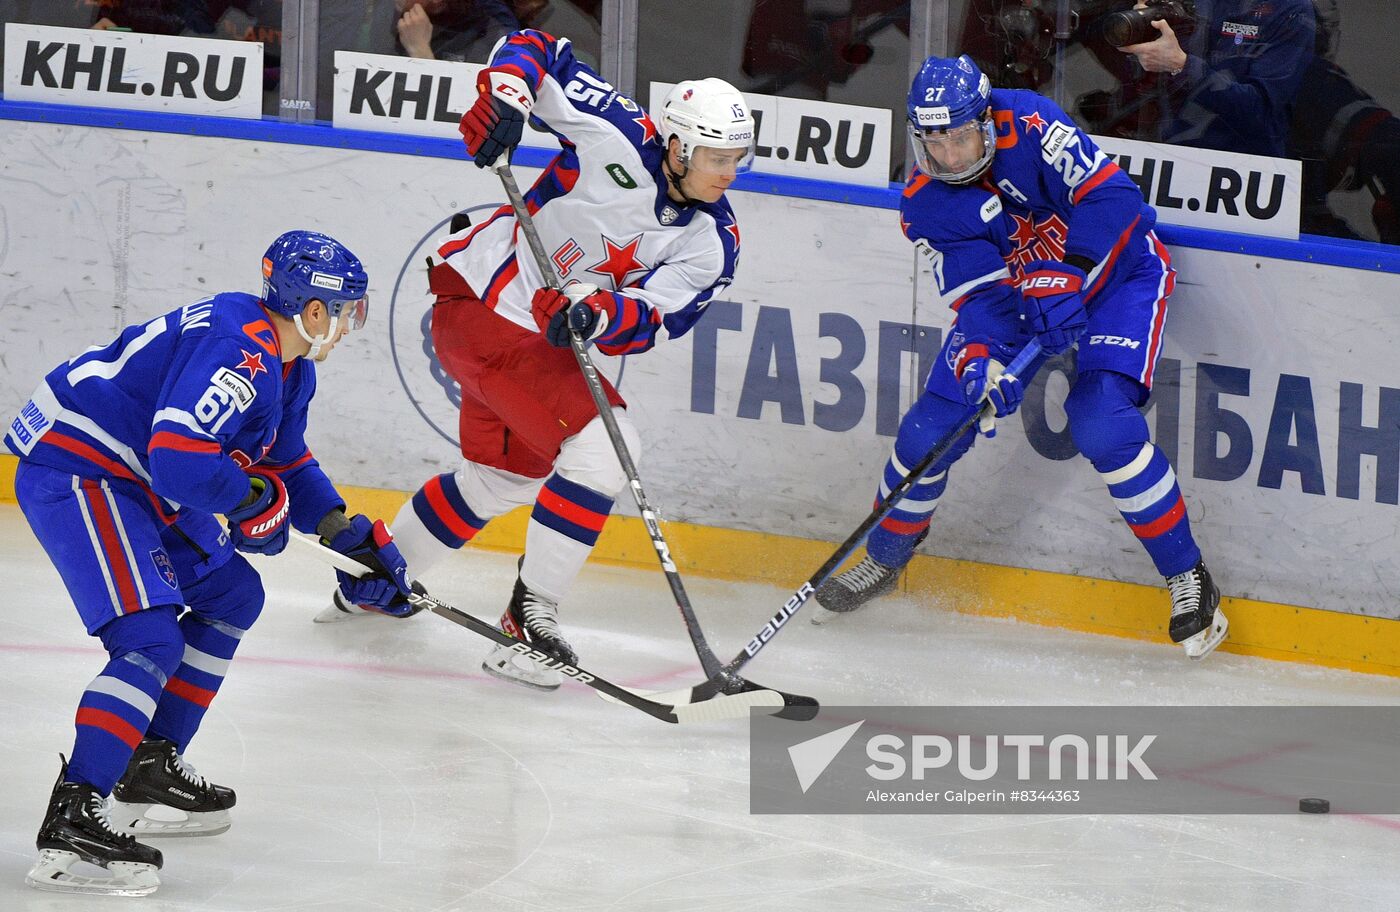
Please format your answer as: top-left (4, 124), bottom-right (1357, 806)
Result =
top-left (1129, 494), bottom-right (1185, 539)
top-left (424, 476), bottom-right (478, 542)
top-left (877, 514), bottom-right (931, 536)
top-left (75, 707), bottom-right (144, 749)
top-left (165, 676), bottom-right (216, 708)
top-left (536, 485), bottom-right (609, 533)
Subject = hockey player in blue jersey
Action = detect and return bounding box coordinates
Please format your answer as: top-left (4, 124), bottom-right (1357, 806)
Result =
top-left (815, 55), bottom-right (1227, 661)
top-left (7, 230), bottom-right (414, 896)
top-left (316, 30), bottom-right (754, 690)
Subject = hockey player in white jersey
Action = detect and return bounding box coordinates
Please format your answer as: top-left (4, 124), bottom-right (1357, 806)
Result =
top-left (318, 30), bottom-right (753, 690)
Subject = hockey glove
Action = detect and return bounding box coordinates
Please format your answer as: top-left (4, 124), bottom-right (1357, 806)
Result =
top-left (531, 284), bottom-right (616, 348)
top-left (458, 66), bottom-right (533, 168)
top-left (326, 515), bottom-right (419, 617)
top-left (226, 470), bottom-right (290, 556)
top-left (1017, 260), bottom-right (1089, 355)
top-left (953, 338), bottom-right (1024, 438)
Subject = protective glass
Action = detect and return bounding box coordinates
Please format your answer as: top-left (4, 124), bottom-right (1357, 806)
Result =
top-left (687, 143), bottom-right (755, 177)
top-left (909, 117), bottom-right (996, 184)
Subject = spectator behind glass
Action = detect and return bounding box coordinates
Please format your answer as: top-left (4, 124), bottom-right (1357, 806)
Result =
top-left (90, 2), bottom-right (281, 102)
top-left (1111, 0), bottom-right (1315, 158)
top-left (1289, 0), bottom-right (1400, 243)
top-left (91, 0), bottom-right (186, 33)
top-left (395, 1), bottom-right (558, 63)
top-left (739, 0), bottom-right (910, 99)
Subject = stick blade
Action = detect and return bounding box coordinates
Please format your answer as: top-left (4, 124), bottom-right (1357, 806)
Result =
top-left (599, 677), bottom-right (819, 723)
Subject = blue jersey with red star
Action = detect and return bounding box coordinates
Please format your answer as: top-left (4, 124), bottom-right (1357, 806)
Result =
top-left (901, 89), bottom-right (1154, 315)
top-left (433, 30), bottom-right (740, 356)
top-left (4, 292), bottom-right (342, 530)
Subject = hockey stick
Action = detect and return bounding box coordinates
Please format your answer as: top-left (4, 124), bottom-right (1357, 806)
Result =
top-left (491, 161), bottom-right (816, 719)
top-left (288, 534), bottom-right (787, 724)
top-left (722, 337), bottom-right (1046, 672)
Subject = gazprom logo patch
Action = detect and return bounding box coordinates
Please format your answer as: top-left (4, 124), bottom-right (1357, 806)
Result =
top-left (310, 272), bottom-right (344, 291)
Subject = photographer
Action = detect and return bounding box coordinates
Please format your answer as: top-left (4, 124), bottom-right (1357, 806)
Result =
top-left (1114, 0), bottom-right (1315, 157)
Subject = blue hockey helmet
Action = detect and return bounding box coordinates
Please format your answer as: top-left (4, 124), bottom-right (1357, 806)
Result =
top-left (906, 54), bottom-right (996, 184)
top-left (261, 230), bottom-right (369, 359)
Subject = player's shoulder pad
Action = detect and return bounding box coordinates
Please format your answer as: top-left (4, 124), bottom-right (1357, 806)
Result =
top-left (901, 168), bottom-right (994, 244)
top-left (489, 29), bottom-right (569, 91)
top-left (993, 88), bottom-right (1074, 147)
top-left (548, 41), bottom-right (659, 152)
top-left (198, 292), bottom-right (283, 391)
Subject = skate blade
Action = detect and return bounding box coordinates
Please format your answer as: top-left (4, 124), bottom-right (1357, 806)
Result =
top-left (26, 850), bottom-right (160, 896)
top-left (481, 645), bottom-right (562, 692)
top-left (1183, 608), bottom-right (1229, 661)
top-left (111, 802), bottom-right (231, 838)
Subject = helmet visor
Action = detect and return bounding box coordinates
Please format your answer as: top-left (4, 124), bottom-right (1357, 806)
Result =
top-left (909, 118), bottom-right (996, 184)
top-left (687, 143), bottom-right (755, 177)
top-left (328, 293), bottom-right (369, 332)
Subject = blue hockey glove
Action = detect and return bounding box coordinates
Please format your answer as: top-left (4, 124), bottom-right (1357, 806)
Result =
top-left (953, 338), bottom-right (1024, 438)
top-left (1017, 260), bottom-right (1088, 355)
top-left (226, 470), bottom-right (290, 556)
top-left (531, 284), bottom-right (616, 348)
top-left (327, 515), bottom-right (418, 617)
top-left (459, 66), bottom-right (532, 168)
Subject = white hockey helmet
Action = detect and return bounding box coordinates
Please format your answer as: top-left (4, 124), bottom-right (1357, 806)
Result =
top-left (660, 78), bottom-right (756, 175)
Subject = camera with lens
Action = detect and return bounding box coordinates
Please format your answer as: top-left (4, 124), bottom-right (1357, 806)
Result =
top-left (1100, 0), bottom-right (1195, 48)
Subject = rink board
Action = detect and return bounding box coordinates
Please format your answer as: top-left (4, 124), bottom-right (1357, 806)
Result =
top-left (2, 118), bottom-right (1400, 671)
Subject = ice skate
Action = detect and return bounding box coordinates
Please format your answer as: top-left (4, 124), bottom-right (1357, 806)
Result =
top-left (111, 738), bottom-right (235, 837)
top-left (811, 555), bottom-right (902, 624)
top-left (482, 562), bottom-right (579, 692)
top-left (26, 757), bottom-right (162, 896)
top-left (1167, 559), bottom-right (1228, 660)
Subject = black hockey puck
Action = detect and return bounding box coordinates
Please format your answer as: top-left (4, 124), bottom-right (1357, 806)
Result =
top-left (1298, 797), bottom-right (1330, 814)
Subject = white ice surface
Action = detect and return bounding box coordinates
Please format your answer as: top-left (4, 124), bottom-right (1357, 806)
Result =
top-left (1, 504), bottom-right (1398, 911)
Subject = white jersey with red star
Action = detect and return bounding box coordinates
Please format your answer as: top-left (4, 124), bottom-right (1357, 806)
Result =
top-left (433, 30), bottom-right (740, 356)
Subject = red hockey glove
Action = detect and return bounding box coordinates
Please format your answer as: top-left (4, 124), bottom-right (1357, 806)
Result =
top-left (459, 66), bottom-right (533, 168)
top-left (531, 284), bottom-right (616, 348)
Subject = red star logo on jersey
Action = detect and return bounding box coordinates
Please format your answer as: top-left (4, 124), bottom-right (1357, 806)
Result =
top-left (723, 223), bottom-right (741, 247)
top-left (587, 234), bottom-right (650, 290)
top-left (1019, 111), bottom-right (1048, 134)
top-left (633, 112), bottom-right (659, 145)
top-left (236, 348), bottom-right (267, 380)
top-left (1009, 213), bottom-right (1038, 251)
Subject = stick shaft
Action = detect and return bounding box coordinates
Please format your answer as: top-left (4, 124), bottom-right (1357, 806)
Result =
top-left (493, 163), bottom-right (727, 679)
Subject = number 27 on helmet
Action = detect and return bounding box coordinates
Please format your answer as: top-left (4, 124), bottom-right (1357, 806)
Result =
top-left (906, 54), bottom-right (997, 185)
